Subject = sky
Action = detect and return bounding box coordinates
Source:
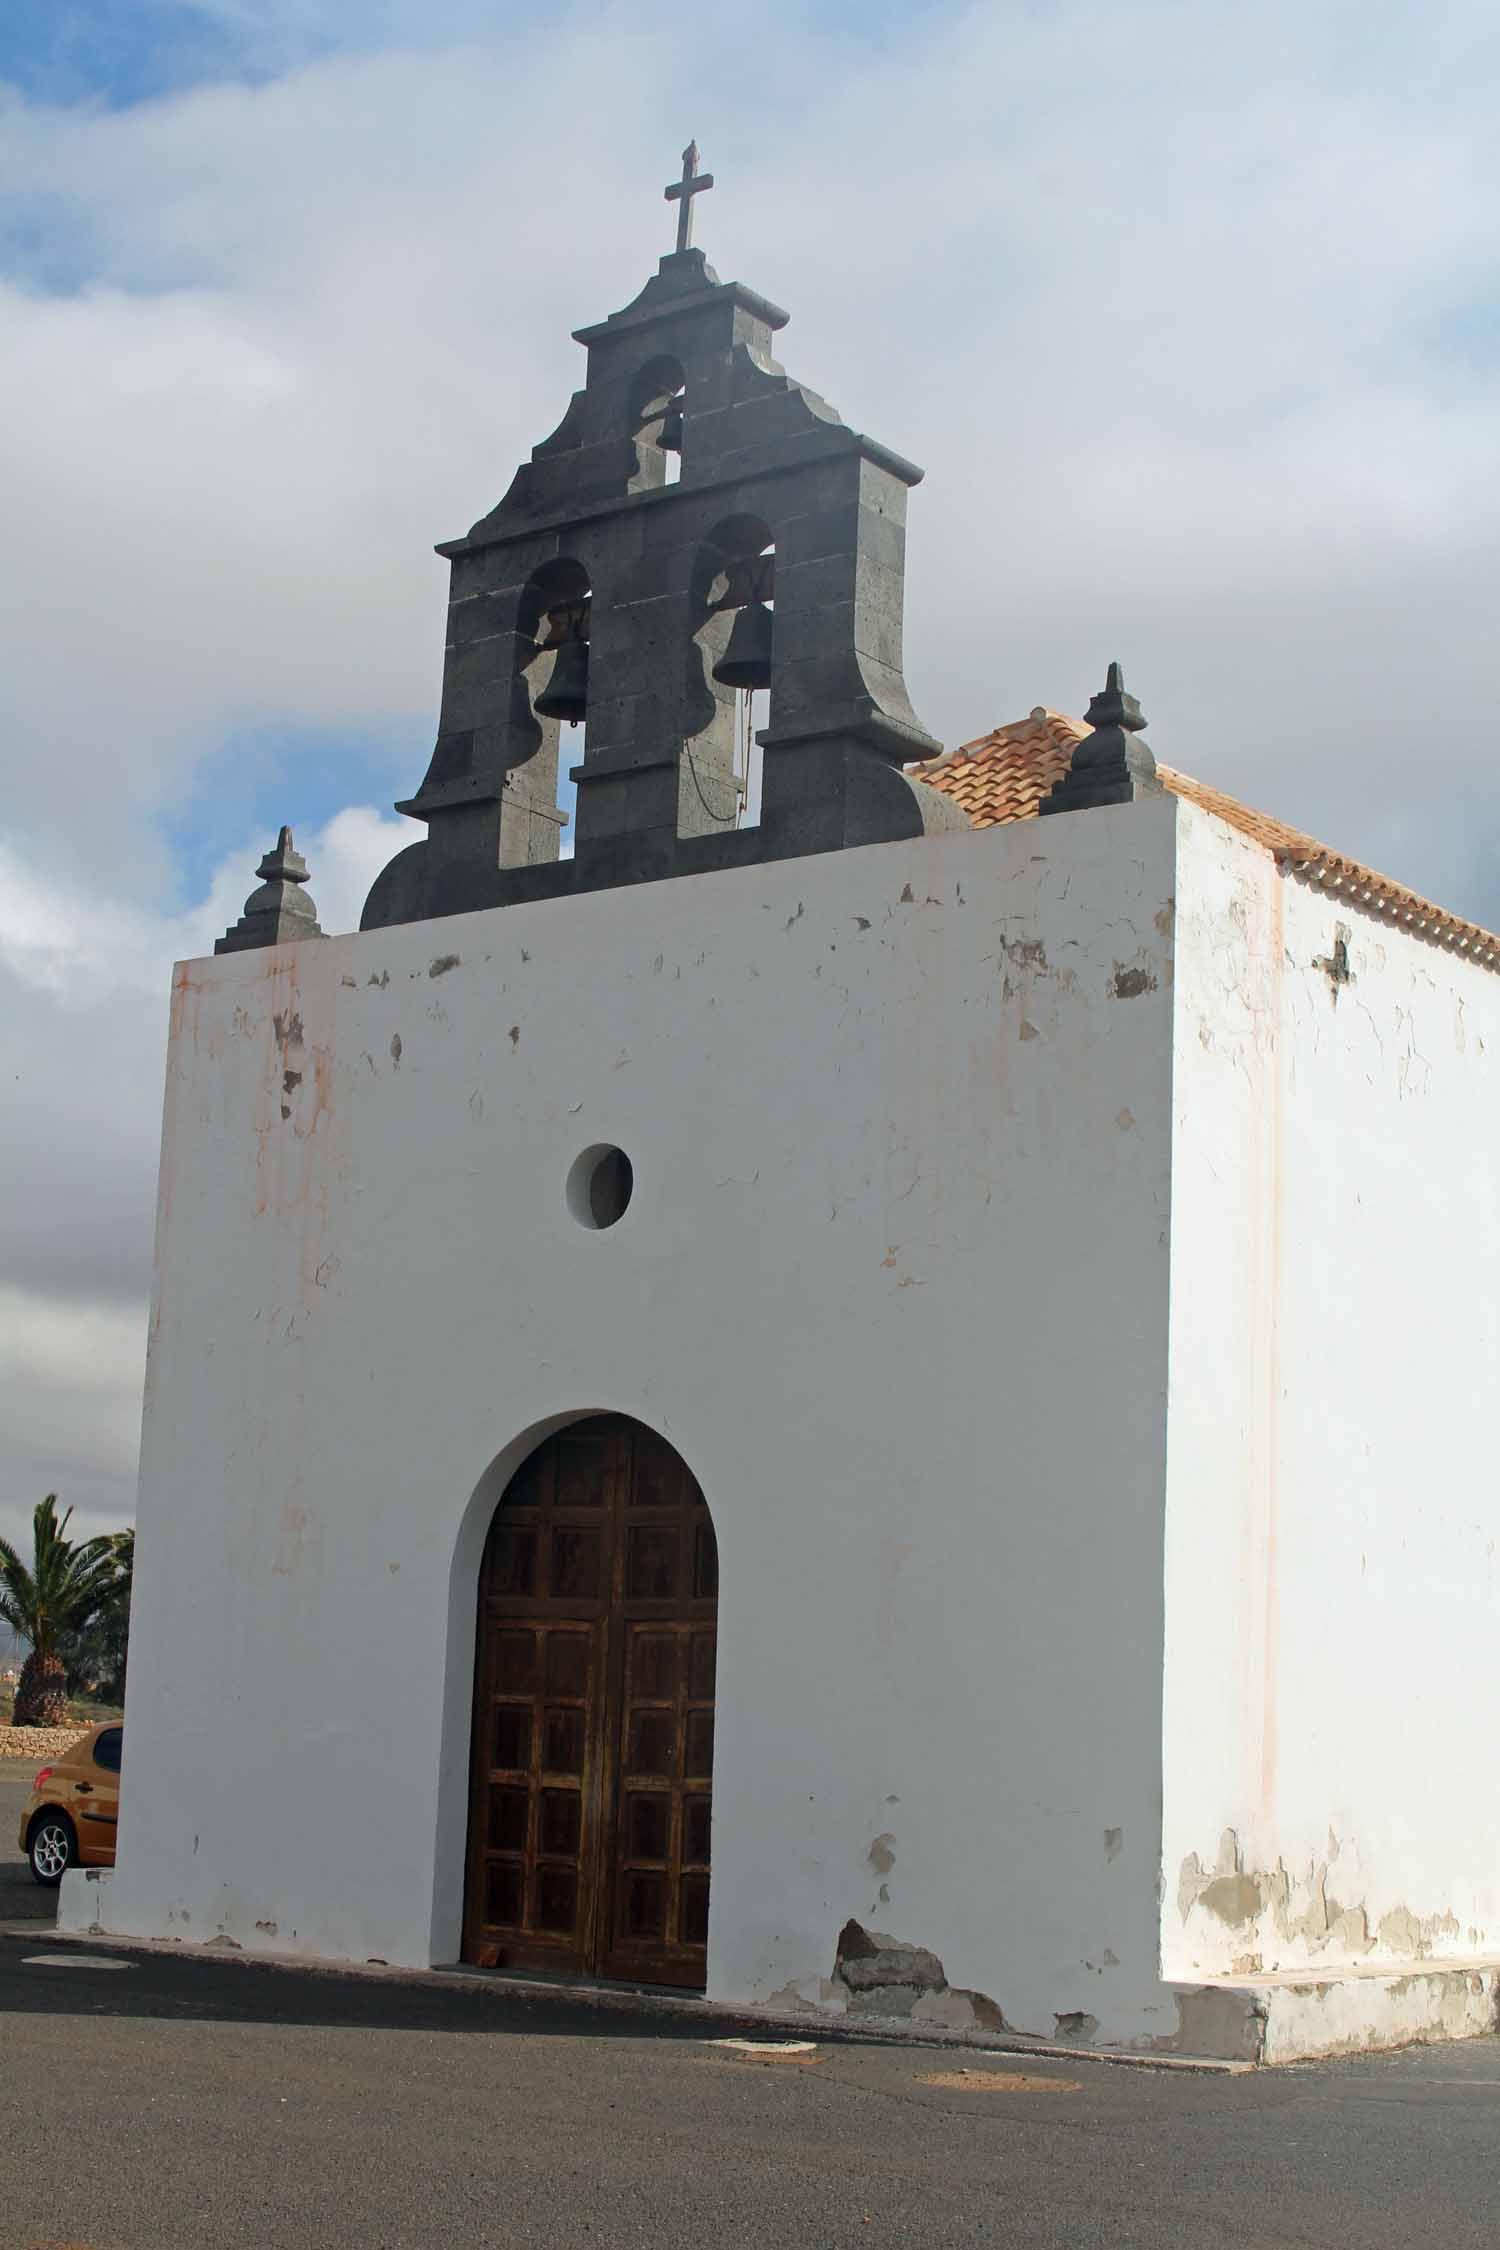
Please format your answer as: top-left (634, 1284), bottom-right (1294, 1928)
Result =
top-left (3, 0), bottom-right (1498, 1560)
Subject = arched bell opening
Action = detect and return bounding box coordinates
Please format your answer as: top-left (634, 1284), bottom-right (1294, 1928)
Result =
top-left (690, 514), bottom-right (775, 832)
top-left (628, 355), bottom-right (687, 492)
top-left (518, 557), bottom-right (592, 849)
top-left (461, 1414), bottom-right (718, 1989)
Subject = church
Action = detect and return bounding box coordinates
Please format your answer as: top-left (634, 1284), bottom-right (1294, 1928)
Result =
top-left (64, 151), bottom-right (1500, 2065)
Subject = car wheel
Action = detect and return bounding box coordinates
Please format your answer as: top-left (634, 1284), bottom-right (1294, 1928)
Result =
top-left (28, 1812), bottom-right (76, 1887)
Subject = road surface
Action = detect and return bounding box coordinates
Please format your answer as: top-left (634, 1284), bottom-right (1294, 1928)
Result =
top-left (3, 1769), bottom-right (1499, 2248)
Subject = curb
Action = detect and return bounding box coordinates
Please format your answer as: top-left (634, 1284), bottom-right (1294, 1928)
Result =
top-left (4, 1921), bottom-right (1252, 2073)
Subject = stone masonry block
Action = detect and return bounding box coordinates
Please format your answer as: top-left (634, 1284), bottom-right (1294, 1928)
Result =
top-left (853, 604), bottom-right (905, 674)
top-left (773, 551), bottom-right (859, 614)
top-left (771, 600), bottom-right (858, 670)
top-left (852, 509), bottom-right (907, 581)
top-left (445, 596), bottom-right (525, 652)
top-left (775, 500), bottom-right (864, 570)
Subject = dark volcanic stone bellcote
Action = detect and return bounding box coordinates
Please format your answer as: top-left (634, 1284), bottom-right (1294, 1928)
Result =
top-left (362, 231), bottom-right (966, 930)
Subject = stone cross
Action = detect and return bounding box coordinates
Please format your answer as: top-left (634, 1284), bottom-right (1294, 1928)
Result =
top-left (665, 142), bottom-right (714, 254)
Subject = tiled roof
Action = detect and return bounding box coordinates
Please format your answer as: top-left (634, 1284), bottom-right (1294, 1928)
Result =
top-left (909, 710), bottom-right (1500, 974)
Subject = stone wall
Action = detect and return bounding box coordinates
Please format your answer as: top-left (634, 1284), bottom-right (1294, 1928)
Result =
top-left (1, 1726), bottom-right (89, 1760)
top-left (1162, 800), bottom-right (1500, 1981)
top-left (71, 802), bottom-right (1185, 2048)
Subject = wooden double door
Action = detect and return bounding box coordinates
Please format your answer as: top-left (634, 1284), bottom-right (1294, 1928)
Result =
top-left (463, 1416), bottom-right (717, 1988)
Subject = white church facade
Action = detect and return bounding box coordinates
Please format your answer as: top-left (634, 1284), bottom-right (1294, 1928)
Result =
top-left (64, 166), bottom-right (1500, 2065)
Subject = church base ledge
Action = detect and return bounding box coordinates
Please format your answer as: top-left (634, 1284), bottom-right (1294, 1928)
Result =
top-left (30, 1909), bottom-right (1253, 2071)
top-left (1190, 1961), bottom-right (1500, 2065)
top-left (56, 1865), bottom-right (112, 1934)
top-left (752, 1962), bottom-right (1500, 2066)
top-left (47, 1879), bottom-right (1500, 2068)
top-left (51, 1869), bottom-right (433, 1972)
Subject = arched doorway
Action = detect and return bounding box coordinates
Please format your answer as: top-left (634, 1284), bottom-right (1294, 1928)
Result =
top-left (462, 1416), bottom-right (717, 1989)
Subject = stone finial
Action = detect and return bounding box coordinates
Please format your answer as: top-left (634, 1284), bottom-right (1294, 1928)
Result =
top-left (1038, 662), bottom-right (1163, 817)
top-left (215, 827), bottom-right (325, 954)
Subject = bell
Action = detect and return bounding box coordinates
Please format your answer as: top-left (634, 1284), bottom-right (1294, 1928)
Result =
top-left (534, 638), bottom-right (589, 725)
top-left (658, 403), bottom-right (684, 453)
top-left (712, 601), bottom-right (774, 692)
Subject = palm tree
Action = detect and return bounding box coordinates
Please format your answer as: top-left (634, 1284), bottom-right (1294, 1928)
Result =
top-left (60, 1527), bottom-right (135, 1704)
top-left (0, 1496), bottom-right (124, 1729)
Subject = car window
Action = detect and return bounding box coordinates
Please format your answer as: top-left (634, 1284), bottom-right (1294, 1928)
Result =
top-left (93, 1728), bottom-right (122, 1773)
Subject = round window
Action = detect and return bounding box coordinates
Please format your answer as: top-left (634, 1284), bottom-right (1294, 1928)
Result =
top-left (566, 1144), bottom-right (634, 1230)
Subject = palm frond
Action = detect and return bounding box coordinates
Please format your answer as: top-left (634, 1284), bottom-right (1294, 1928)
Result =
top-left (1, 1495), bottom-right (133, 1651)
top-left (0, 1530), bottom-right (35, 1637)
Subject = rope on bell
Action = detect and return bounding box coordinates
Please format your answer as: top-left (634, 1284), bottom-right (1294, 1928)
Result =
top-left (735, 690), bottom-right (755, 826)
top-left (682, 737), bottom-right (740, 827)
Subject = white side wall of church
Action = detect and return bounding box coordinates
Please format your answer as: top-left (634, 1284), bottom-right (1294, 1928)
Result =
top-left (1162, 803), bottom-right (1500, 1980)
top-left (78, 805), bottom-right (1188, 2045)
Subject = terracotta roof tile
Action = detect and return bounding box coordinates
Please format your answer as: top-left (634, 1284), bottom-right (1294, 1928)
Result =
top-left (909, 710), bottom-right (1500, 973)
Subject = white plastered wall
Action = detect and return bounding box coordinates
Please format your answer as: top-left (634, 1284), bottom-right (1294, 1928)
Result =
top-left (1162, 800), bottom-right (1500, 1979)
top-left (70, 804), bottom-right (1187, 2044)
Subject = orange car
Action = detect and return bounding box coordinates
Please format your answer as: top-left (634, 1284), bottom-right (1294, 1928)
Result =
top-left (18, 1720), bottom-right (122, 1885)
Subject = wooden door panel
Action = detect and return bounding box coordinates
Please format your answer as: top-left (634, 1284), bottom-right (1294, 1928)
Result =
top-left (464, 1417), bottom-right (716, 1989)
top-left (601, 1617), bottom-right (715, 1981)
top-left (598, 1424), bottom-right (717, 1987)
top-left (468, 1615), bottom-right (602, 1970)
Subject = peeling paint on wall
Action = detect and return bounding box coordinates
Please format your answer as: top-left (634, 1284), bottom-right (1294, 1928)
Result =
top-left (1176, 1828), bottom-right (1479, 1975)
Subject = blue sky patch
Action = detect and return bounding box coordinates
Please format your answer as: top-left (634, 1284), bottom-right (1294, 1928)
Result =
top-left (163, 711), bottom-right (418, 902)
top-left (0, 1), bottom-right (258, 108)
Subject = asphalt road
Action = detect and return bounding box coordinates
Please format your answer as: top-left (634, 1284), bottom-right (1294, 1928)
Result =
top-left (3, 1762), bottom-right (1499, 2250)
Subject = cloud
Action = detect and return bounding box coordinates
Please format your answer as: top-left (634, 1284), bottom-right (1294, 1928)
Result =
top-left (0, 803), bottom-right (414, 1552)
top-left (0, 1286), bottom-right (148, 1540)
top-left (2, 0), bottom-right (1498, 1549)
top-left (2, 5), bottom-right (1497, 886)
